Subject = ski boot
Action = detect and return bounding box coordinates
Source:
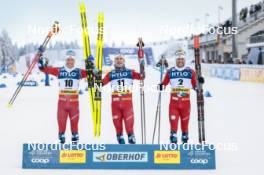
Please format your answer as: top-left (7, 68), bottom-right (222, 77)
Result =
top-left (181, 132), bottom-right (189, 144)
top-left (117, 134), bottom-right (125, 144)
top-left (59, 133), bottom-right (65, 144)
top-left (128, 133), bottom-right (136, 144)
top-left (72, 133), bottom-right (79, 145)
top-left (170, 131), bottom-right (177, 144)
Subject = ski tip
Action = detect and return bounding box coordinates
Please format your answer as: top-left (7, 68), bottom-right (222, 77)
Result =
top-left (79, 1), bottom-right (85, 11)
top-left (6, 103), bottom-right (13, 108)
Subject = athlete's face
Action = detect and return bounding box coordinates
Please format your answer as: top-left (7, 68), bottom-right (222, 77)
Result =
top-left (114, 56), bottom-right (125, 68)
top-left (176, 57), bottom-right (185, 68)
top-left (66, 57), bottom-right (75, 69)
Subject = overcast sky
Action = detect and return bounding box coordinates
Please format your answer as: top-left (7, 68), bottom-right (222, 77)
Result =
top-left (0, 0), bottom-right (261, 46)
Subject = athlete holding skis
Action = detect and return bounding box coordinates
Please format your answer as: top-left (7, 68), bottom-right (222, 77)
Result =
top-left (38, 50), bottom-right (95, 144)
top-left (102, 55), bottom-right (144, 144)
top-left (160, 49), bottom-right (204, 144)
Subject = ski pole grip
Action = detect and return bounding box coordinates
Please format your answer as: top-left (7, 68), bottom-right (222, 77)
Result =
top-left (138, 49), bottom-right (144, 58)
top-left (194, 36), bottom-right (200, 49)
top-left (52, 21), bottom-right (60, 34)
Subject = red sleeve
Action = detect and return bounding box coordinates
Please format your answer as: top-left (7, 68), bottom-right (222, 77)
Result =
top-left (132, 70), bottom-right (142, 80)
top-left (162, 71), bottom-right (170, 86)
top-left (80, 69), bottom-right (87, 78)
top-left (40, 67), bottom-right (59, 77)
top-left (102, 72), bottom-right (111, 86)
top-left (191, 69), bottom-right (197, 89)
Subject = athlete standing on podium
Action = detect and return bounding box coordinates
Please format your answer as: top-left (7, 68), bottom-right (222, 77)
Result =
top-left (160, 49), bottom-right (204, 144)
top-left (38, 50), bottom-right (96, 144)
top-left (102, 55), bottom-right (144, 144)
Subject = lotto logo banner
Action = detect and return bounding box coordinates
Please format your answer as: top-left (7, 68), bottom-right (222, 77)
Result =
top-left (154, 151), bottom-right (180, 164)
top-left (59, 150), bottom-right (86, 164)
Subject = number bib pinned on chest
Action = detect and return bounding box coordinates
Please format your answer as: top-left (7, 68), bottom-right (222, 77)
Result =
top-left (109, 69), bottom-right (133, 95)
top-left (169, 67), bottom-right (193, 96)
top-left (58, 67), bottom-right (82, 94)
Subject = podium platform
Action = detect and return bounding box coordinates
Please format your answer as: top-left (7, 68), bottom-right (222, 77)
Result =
top-left (22, 144), bottom-right (216, 170)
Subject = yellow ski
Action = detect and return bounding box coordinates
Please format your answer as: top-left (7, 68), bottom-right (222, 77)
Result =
top-left (95, 12), bottom-right (104, 137)
top-left (79, 1), bottom-right (96, 136)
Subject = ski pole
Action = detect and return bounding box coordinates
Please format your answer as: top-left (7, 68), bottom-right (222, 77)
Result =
top-left (7, 21), bottom-right (59, 107)
top-left (137, 37), bottom-right (146, 144)
top-left (152, 63), bottom-right (164, 144)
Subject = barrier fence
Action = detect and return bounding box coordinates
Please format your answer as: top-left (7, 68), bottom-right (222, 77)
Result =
top-left (202, 64), bottom-right (264, 83)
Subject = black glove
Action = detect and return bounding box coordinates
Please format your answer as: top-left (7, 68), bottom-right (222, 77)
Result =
top-left (157, 84), bottom-right (165, 91)
top-left (38, 45), bottom-right (45, 53)
top-left (198, 76), bottom-right (205, 84)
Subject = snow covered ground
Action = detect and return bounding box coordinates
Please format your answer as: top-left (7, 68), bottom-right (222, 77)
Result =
top-left (0, 59), bottom-right (264, 174)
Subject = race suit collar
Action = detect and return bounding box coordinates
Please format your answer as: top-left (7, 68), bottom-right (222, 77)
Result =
top-left (175, 65), bottom-right (186, 71)
top-left (64, 66), bottom-right (76, 72)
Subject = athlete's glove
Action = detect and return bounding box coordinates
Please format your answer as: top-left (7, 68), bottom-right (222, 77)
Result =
top-left (38, 45), bottom-right (45, 53)
top-left (88, 55), bottom-right (95, 61)
top-left (157, 83), bottom-right (165, 91)
top-left (93, 67), bottom-right (101, 78)
top-left (198, 76), bottom-right (205, 84)
top-left (38, 56), bottom-right (48, 69)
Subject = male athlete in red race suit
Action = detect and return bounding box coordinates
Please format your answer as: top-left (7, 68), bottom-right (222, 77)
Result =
top-left (102, 55), bottom-right (144, 144)
top-left (38, 50), bottom-right (94, 144)
top-left (160, 49), bottom-right (204, 144)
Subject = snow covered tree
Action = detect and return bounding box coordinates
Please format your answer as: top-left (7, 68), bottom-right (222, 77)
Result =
top-left (0, 30), bottom-right (18, 72)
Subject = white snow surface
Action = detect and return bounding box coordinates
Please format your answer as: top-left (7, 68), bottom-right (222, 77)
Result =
top-left (0, 59), bottom-right (264, 174)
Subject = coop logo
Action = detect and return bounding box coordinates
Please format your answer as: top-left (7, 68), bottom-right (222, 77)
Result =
top-left (93, 152), bottom-right (148, 162)
top-left (190, 159), bottom-right (208, 165)
top-left (154, 151), bottom-right (180, 164)
top-left (59, 150), bottom-right (86, 164)
top-left (31, 158), bottom-right (50, 164)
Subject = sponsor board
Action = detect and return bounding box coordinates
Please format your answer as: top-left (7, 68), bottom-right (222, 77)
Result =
top-left (22, 144), bottom-right (215, 169)
top-left (93, 152), bottom-right (148, 162)
top-left (59, 150), bottom-right (86, 164)
top-left (240, 68), bottom-right (264, 83)
top-left (154, 151), bottom-right (180, 164)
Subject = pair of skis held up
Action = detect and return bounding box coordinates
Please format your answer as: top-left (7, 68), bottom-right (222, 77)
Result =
top-left (151, 36), bottom-right (206, 144)
top-left (79, 1), bottom-right (104, 138)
